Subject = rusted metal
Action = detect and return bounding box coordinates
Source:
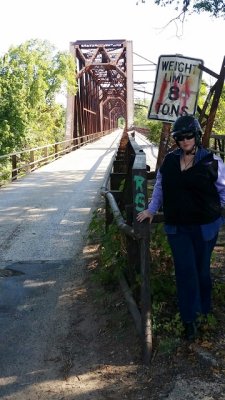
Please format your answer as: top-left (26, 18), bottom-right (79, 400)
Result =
top-left (200, 56), bottom-right (225, 147)
top-left (156, 122), bottom-right (171, 169)
top-left (66, 40), bottom-right (134, 139)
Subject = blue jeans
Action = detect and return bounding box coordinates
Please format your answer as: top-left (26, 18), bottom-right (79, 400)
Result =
top-left (167, 225), bottom-right (218, 323)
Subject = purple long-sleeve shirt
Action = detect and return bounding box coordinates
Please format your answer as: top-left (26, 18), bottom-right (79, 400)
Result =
top-left (148, 147), bottom-right (225, 240)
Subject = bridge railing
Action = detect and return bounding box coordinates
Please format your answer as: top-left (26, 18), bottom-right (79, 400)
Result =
top-left (101, 131), bottom-right (153, 365)
top-left (0, 129), bottom-right (114, 186)
top-left (210, 134), bottom-right (225, 161)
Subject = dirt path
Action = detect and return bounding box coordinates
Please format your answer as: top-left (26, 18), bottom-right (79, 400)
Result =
top-left (2, 232), bottom-right (225, 399)
top-left (0, 241), bottom-right (143, 400)
top-left (54, 236), bottom-right (225, 400)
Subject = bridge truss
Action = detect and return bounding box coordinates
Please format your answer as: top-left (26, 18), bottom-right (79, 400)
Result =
top-left (66, 39), bottom-right (134, 139)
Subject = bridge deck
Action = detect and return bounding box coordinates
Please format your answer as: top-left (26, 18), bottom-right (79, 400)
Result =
top-left (0, 130), bottom-right (123, 265)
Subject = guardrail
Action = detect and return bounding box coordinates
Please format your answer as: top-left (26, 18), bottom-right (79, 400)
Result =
top-left (0, 129), bottom-right (114, 186)
top-left (101, 130), bottom-right (153, 365)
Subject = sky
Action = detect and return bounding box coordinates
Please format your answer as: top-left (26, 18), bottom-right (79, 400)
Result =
top-left (0, 0), bottom-right (224, 101)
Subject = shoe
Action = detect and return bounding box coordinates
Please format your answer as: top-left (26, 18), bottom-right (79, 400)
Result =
top-left (184, 321), bottom-right (198, 341)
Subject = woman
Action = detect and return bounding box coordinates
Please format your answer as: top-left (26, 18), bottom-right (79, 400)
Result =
top-left (137, 115), bottom-right (225, 340)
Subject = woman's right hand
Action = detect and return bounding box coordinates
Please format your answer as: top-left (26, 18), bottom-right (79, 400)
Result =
top-left (136, 209), bottom-right (154, 223)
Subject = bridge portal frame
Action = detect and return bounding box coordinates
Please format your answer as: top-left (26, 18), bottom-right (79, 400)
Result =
top-left (66, 39), bottom-right (134, 140)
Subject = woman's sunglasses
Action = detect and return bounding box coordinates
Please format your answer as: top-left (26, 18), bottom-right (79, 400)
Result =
top-left (177, 133), bottom-right (195, 141)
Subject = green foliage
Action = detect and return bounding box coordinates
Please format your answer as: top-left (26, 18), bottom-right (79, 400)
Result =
top-left (151, 272), bottom-right (176, 303)
top-left (118, 117), bottom-right (125, 128)
top-left (163, 313), bottom-right (184, 337)
top-left (192, 0), bottom-right (225, 17)
top-left (196, 313), bottom-right (218, 339)
top-left (88, 208), bottom-right (127, 286)
top-left (150, 223), bottom-right (181, 336)
top-left (139, 0), bottom-right (225, 18)
top-left (158, 336), bottom-right (181, 354)
top-left (0, 39), bottom-right (77, 154)
top-left (213, 280), bottom-right (225, 302)
top-left (197, 312), bottom-right (217, 328)
top-left (151, 223), bottom-right (172, 263)
top-left (0, 162), bottom-right (11, 186)
top-left (88, 208), bottom-right (106, 241)
top-left (134, 98), bottom-right (162, 145)
top-left (88, 209), bottom-right (222, 342)
top-left (197, 81), bottom-right (225, 136)
top-left (89, 209), bottom-right (181, 337)
top-left (134, 99), bottom-right (149, 128)
top-left (197, 80), bottom-right (208, 111)
top-left (212, 84), bottom-right (225, 135)
top-left (147, 120), bottom-right (163, 144)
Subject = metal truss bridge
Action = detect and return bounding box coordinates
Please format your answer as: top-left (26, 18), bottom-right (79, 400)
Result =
top-left (66, 39), bottom-right (134, 140)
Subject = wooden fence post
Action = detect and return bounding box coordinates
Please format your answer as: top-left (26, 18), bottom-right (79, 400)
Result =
top-left (132, 152), bottom-right (152, 364)
top-left (54, 144), bottom-right (58, 159)
top-left (30, 150), bottom-right (35, 171)
top-left (156, 122), bottom-right (171, 170)
top-left (11, 154), bottom-right (17, 180)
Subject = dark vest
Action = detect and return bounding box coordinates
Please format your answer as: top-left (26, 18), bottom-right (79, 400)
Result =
top-left (160, 151), bottom-right (221, 225)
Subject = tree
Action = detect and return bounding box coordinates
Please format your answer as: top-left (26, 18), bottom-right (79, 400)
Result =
top-left (134, 99), bottom-right (163, 144)
top-left (137, 0), bottom-right (225, 19)
top-left (0, 39), bottom-right (77, 155)
top-left (209, 84), bottom-right (225, 134)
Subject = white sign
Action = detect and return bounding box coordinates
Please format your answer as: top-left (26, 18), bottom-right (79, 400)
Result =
top-left (148, 54), bottom-right (204, 123)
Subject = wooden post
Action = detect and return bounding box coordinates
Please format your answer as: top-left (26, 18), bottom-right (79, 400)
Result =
top-left (156, 122), bottom-right (171, 170)
top-left (132, 152), bottom-right (152, 364)
top-left (30, 150), bottom-right (35, 171)
top-left (54, 144), bottom-right (59, 159)
top-left (125, 204), bottom-right (140, 300)
top-left (140, 232), bottom-right (152, 365)
top-left (11, 154), bottom-right (17, 180)
top-left (44, 147), bottom-right (48, 163)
